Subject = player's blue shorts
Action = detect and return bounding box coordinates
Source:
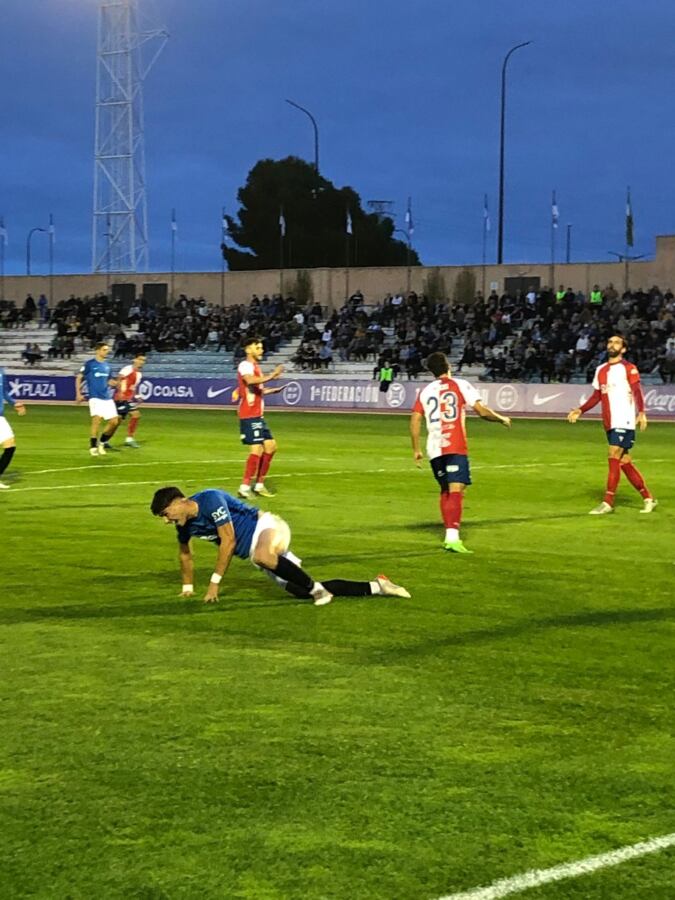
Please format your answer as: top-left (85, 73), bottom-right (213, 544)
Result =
top-left (115, 400), bottom-right (137, 419)
top-left (606, 428), bottom-right (635, 451)
top-left (430, 453), bottom-right (472, 487)
top-left (239, 417), bottom-right (273, 445)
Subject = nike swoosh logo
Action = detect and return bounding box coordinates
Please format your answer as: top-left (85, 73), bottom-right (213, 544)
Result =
top-left (207, 387), bottom-right (230, 398)
top-left (532, 392), bottom-right (564, 406)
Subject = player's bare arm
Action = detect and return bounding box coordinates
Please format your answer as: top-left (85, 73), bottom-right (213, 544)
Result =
top-left (262, 385), bottom-right (284, 395)
top-left (637, 411), bottom-right (647, 431)
top-left (15, 401), bottom-right (26, 417)
top-left (203, 522), bottom-right (237, 604)
top-left (178, 541), bottom-right (194, 597)
top-left (409, 411), bottom-right (424, 466)
top-left (75, 372), bottom-right (85, 403)
top-left (241, 364), bottom-right (284, 387)
top-left (474, 401), bottom-right (511, 428)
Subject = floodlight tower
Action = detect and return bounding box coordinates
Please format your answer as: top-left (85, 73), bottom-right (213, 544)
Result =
top-left (92, 0), bottom-right (168, 273)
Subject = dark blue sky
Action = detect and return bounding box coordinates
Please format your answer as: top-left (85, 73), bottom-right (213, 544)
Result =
top-left (2, 0), bottom-right (674, 274)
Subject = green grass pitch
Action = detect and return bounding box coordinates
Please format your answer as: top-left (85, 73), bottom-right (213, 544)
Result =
top-left (0, 406), bottom-right (673, 899)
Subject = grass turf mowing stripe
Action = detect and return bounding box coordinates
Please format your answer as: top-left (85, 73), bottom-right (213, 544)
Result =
top-left (438, 832), bottom-right (675, 900)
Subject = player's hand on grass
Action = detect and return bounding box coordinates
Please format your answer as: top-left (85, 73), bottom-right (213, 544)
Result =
top-left (180, 586), bottom-right (194, 598)
top-left (15, 402), bottom-right (26, 417)
top-left (637, 412), bottom-right (648, 431)
top-left (203, 586), bottom-right (220, 604)
top-left (501, 416), bottom-right (512, 428)
top-left (567, 408), bottom-right (581, 423)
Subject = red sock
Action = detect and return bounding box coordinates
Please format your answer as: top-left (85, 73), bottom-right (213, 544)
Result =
top-left (242, 454), bottom-right (259, 485)
top-left (621, 462), bottom-right (652, 499)
top-left (127, 417), bottom-right (139, 437)
top-left (256, 451), bottom-right (275, 483)
top-left (440, 491), bottom-right (463, 529)
top-left (603, 458), bottom-right (621, 506)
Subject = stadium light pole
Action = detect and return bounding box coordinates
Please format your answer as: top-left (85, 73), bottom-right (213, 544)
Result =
top-left (285, 99), bottom-right (319, 175)
top-left (26, 226), bottom-right (46, 275)
top-left (497, 41), bottom-right (532, 265)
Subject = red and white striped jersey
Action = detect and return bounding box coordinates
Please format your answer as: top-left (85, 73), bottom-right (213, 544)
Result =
top-left (591, 360), bottom-right (641, 430)
top-left (115, 365), bottom-right (142, 402)
top-left (237, 360), bottom-right (264, 419)
top-left (413, 376), bottom-right (481, 458)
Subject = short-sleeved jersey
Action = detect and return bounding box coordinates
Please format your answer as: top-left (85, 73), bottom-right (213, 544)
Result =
top-left (176, 489), bottom-right (260, 559)
top-left (80, 358), bottom-right (114, 400)
top-left (237, 359), bottom-right (264, 419)
top-left (0, 367), bottom-right (16, 413)
top-left (592, 360), bottom-right (640, 430)
top-left (115, 365), bottom-right (142, 402)
top-left (413, 376), bottom-right (481, 459)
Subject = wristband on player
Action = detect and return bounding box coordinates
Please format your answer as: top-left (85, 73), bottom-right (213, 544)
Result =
top-left (210, 573), bottom-right (222, 585)
top-left (182, 584), bottom-right (194, 593)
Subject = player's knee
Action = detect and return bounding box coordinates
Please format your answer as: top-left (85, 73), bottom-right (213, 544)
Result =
top-left (265, 439), bottom-right (277, 453)
top-left (2, 438), bottom-right (16, 449)
top-left (252, 546), bottom-right (278, 569)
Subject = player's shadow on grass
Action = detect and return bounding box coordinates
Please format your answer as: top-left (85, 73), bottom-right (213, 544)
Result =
top-left (401, 512), bottom-right (585, 533)
top-left (372, 606), bottom-right (675, 663)
top-left (0, 597), bottom-right (308, 626)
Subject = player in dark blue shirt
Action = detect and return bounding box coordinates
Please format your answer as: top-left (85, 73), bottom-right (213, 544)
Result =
top-left (151, 486), bottom-right (411, 606)
top-left (0, 367), bottom-right (27, 489)
top-left (75, 341), bottom-right (120, 456)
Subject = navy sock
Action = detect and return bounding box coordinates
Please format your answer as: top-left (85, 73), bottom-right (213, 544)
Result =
top-left (0, 446), bottom-right (16, 476)
top-left (90, 437), bottom-right (98, 448)
top-left (272, 556), bottom-right (314, 593)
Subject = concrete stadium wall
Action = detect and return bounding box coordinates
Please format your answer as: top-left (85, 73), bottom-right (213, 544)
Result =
top-left (4, 235), bottom-right (675, 309)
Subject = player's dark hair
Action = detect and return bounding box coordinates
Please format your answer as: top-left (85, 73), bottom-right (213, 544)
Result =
top-left (95, 341), bottom-right (109, 351)
top-left (426, 352), bottom-right (450, 378)
top-left (151, 486), bottom-right (185, 516)
top-left (242, 335), bottom-right (262, 349)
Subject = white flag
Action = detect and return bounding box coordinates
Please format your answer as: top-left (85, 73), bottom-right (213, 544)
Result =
top-left (171, 210), bottom-right (177, 233)
top-left (0, 219), bottom-right (7, 245)
top-left (48, 215), bottom-right (55, 243)
top-left (405, 199), bottom-right (414, 235)
top-left (552, 192), bottom-right (559, 229)
top-left (279, 209), bottom-right (286, 237)
top-left (346, 210), bottom-right (353, 235)
top-left (483, 195), bottom-right (491, 233)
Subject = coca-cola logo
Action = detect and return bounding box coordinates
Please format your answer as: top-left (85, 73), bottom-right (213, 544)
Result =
top-left (644, 389), bottom-right (675, 413)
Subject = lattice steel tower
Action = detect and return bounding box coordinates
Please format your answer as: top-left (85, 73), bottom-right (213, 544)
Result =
top-left (92, 1), bottom-right (168, 273)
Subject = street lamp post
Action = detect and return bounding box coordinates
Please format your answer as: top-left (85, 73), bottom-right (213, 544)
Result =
top-left (497, 41), bottom-right (532, 265)
top-left (26, 226), bottom-right (46, 275)
top-left (394, 228), bottom-right (412, 294)
top-left (285, 99), bottom-right (319, 174)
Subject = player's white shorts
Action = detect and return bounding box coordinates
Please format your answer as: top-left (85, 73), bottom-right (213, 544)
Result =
top-left (88, 398), bottom-right (118, 420)
top-left (249, 512), bottom-right (291, 565)
top-left (0, 416), bottom-right (15, 444)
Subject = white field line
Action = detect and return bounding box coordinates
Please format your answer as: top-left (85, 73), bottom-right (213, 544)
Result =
top-left (7, 459), bottom-right (670, 494)
top-left (437, 832), bottom-right (675, 900)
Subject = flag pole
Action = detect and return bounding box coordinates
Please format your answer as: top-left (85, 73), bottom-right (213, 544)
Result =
top-left (345, 208), bottom-right (351, 303)
top-left (550, 190), bottom-right (556, 291)
top-left (482, 194), bottom-right (488, 298)
top-left (48, 213), bottom-right (55, 308)
top-left (279, 206), bottom-right (285, 297)
top-left (220, 207), bottom-right (226, 307)
top-left (170, 209), bottom-right (176, 303)
top-left (0, 217), bottom-right (5, 303)
top-left (625, 186), bottom-right (632, 292)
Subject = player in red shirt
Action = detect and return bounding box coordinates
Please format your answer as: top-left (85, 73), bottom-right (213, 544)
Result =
top-left (235, 337), bottom-right (284, 498)
top-left (410, 352), bottom-right (512, 553)
top-left (114, 354), bottom-right (146, 448)
top-left (567, 335), bottom-right (657, 514)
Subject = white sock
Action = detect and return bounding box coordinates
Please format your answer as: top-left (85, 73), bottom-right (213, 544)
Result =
top-left (445, 528), bottom-right (459, 543)
top-left (254, 482), bottom-right (264, 491)
top-left (369, 580), bottom-right (381, 595)
top-left (284, 551), bottom-right (302, 567)
top-left (310, 581), bottom-right (326, 598)
top-left (239, 484), bottom-right (250, 494)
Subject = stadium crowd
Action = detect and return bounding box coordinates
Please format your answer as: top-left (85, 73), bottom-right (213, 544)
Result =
top-left (292, 284), bottom-right (675, 383)
top-left (2, 282), bottom-right (674, 382)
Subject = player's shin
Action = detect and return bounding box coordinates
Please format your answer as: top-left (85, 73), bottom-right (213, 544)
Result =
top-left (256, 451), bottom-right (275, 485)
top-left (270, 555), bottom-right (314, 593)
top-left (621, 461), bottom-right (652, 499)
top-left (604, 458), bottom-right (621, 506)
top-left (241, 453), bottom-right (259, 487)
top-left (440, 490), bottom-right (463, 542)
top-left (0, 446), bottom-right (16, 475)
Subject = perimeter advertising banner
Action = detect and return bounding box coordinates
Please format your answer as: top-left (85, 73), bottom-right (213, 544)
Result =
top-left (5, 372), bottom-right (675, 419)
